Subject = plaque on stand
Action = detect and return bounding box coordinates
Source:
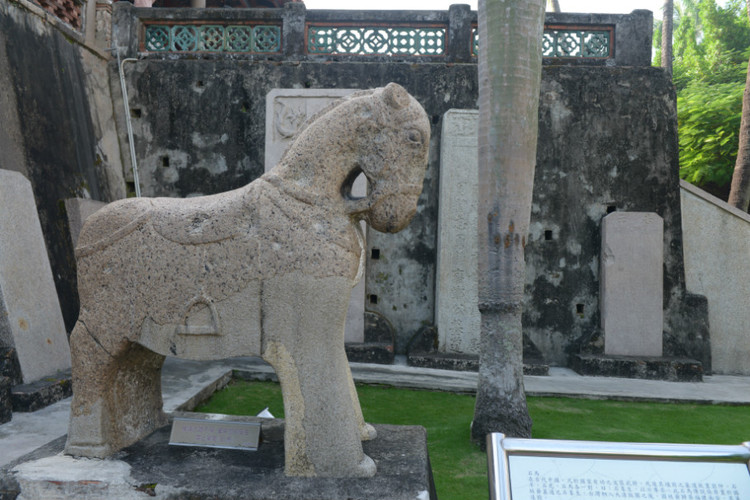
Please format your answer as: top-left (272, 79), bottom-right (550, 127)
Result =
top-left (487, 433), bottom-right (750, 500)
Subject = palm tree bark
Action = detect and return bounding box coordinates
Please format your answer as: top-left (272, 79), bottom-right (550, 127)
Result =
top-left (471, 0), bottom-right (544, 446)
top-left (661, 0), bottom-right (674, 75)
top-left (727, 1), bottom-right (750, 211)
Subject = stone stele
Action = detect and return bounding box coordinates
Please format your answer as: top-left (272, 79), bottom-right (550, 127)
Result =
top-left (0, 169), bottom-right (71, 384)
top-left (64, 83), bottom-right (430, 478)
top-left (601, 211), bottom-right (664, 357)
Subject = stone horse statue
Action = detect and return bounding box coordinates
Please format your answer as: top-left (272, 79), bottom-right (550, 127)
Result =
top-left (64, 83), bottom-right (430, 478)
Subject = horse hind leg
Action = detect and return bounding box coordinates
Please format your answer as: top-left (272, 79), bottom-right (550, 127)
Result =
top-left (65, 319), bottom-right (168, 457)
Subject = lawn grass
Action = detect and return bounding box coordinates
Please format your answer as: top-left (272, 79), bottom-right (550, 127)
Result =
top-left (195, 380), bottom-right (750, 500)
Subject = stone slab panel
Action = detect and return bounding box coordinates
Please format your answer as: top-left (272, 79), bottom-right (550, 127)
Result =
top-left (265, 88), bottom-right (366, 344)
top-left (64, 198), bottom-right (107, 247)
top-left (680, 180), bottom-right (750, 375)
top-left (601, 212), bottom-right (663, 357)
top-left (0, 169), bottom-right (71, 383)
top-left (7, 423), bottom-right (436, 500)
top-left (436, 109), bottom-right (480, 355)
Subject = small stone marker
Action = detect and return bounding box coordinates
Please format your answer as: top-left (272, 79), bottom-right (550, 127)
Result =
top-left (436, 110), bottom-right (480, 354)
top-left (600, 212), bottom-right (663, 357)
top-left (265, 88), bottom-right (366, 344)
top-left (0, 169), bottom-right (71, 383)
top-left (170, 415), bottom-right (261, 451)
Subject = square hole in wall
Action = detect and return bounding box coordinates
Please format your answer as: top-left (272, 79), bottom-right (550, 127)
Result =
top-left (371, 248), bottom-right (380, 260)
top-left (369, 294), bottom-right (378, 305)
top-left (544, 230), bottom-right (553, 241)
top-left (130, 108), bottom-right (142, 118)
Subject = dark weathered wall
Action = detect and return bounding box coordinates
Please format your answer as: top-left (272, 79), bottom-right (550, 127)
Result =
top-left (0, 0), bottom-right (124, 332)
top-left (529, 66), bottom-right (708, 368)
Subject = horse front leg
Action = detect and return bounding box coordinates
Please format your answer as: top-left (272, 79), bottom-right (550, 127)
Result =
top-left (261, 274), bottom-right (376, 478)
top-left (66, 314), bottom-right (167, 457)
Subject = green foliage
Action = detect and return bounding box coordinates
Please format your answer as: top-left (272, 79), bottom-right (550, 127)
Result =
top-left (654, 0), bottom-right (749, 189)
top-left (197, 381), bottom-right (750, 500)
top-left (677, 81), bottom-right (745, 186)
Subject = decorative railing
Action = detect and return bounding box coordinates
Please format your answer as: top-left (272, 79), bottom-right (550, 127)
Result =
top-left (119, 5), bottom-right (652, 66)
top-left (470, 25), bottom-right (612, 59)
top-left (307, 24), bottom-right (446, 57)
top-left (542, 25), bottom-right (612, 58)
top-left (144, 23), bottom-right (281, 53)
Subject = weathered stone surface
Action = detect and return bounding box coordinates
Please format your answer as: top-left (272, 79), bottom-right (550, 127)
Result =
top-left (571, 354), bottom-right (702, 382)
top-left (64, 198), bottom-right (107, 247)
top-left (265, 88), bottom-right (366, 344)
top-left (6, 423), bottom-right (436, 500)
top-left (10, 370), bottom-right (72, 413)
top-left (601, 212), bottom-right (664, 357)
top-left (435, 109), bottom-right (480, 355)
top-left (0, 170), bottom-right (71, 384)
top-left (0, 377), bottom-right (10, 425)
top-left (0, 348), bottom-right (22, 387)
top-left (65, 84), bottom-right (430, 478)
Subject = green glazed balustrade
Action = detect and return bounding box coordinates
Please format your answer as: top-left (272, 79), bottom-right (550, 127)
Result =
top-left (471, 27), bottom-right (611, 59)
top-left (145, 24), bottom-right (281, 53)
top-left (307, 25), bottom-right (445, 56)
top-left (144, 22), bottom-right (610, 59)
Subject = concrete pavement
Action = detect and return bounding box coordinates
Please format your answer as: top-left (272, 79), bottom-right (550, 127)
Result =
top-left (2, 356), bottom-right (749, 468)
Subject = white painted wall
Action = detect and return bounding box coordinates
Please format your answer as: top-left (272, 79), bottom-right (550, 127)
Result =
top-left (680, 180), bottom-right (750, 375)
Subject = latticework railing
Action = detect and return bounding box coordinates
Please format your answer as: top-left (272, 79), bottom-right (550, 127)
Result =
top-left (307, 24), bottom-right (446, 57)
top-left (128, 6), bottom-right (652, 66)
top-left (144, 23), bottom-right (282, 53)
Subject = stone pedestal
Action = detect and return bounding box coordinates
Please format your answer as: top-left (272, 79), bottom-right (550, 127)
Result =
top-left (601, 212), bottom-right (664, 357)
top-left (3, 422), bottom-right (436, 500)
top-left (0, 170), bottom-right (71, 384)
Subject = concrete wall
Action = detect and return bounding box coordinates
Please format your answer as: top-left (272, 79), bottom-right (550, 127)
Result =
top-left (0, 0), bottom-right (125, 332)
top-left (681, 180), bottom-right (750, 375)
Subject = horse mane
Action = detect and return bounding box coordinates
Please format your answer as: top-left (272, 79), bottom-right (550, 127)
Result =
top-left (276, 88), bottom-right (377, 166)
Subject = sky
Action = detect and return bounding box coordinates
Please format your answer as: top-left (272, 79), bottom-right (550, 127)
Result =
top-left (302, 0), bottom-right (667, 20)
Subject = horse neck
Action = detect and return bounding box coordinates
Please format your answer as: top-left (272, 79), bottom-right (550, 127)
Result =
top-left (264, 141), bottom-right (358, 210)
top-left (269, 127), bottom-right (357, 201)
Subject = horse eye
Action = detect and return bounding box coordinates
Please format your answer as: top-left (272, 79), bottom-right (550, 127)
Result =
top-left (406, 129), bottom-right (422, 145)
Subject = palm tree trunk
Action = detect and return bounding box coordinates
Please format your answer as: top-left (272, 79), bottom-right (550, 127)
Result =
top-left (471, 0), bottom-right (545, 446)
top-left (727, 1), bottom-right (750, 212)
top-left (661, 0), bottom-right (674, 75)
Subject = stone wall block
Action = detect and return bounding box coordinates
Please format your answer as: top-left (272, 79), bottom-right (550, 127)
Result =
top-left (447, 4), bottom-right (473, 63)
top-left (283, 1), bottom-right (306, 59)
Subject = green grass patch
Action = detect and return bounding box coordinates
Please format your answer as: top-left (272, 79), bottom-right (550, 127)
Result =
top-left (196, 380), bottom-right (750, 500)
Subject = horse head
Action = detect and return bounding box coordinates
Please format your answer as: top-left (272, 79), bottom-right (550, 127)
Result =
top-left (269, 83), bottom-right (430, 234)
top-left (342, 83), bottom-right (431, 233)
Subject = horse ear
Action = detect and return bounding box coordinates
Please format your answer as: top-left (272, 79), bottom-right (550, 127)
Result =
top-left (382, 83), bottom-right (409, 110)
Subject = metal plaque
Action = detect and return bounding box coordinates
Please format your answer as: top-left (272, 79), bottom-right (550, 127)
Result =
top-left (169, 416), bottom-right (261, 451)
top-left (487, 433), bottom-right (750, 500)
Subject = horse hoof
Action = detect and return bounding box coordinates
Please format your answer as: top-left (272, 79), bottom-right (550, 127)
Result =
top-left (356, 454), bottom-right (377, 477)
top-left (361, 423), bottom-right (377, 441)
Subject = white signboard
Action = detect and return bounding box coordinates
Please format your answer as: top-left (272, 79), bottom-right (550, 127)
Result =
top-left (488, 434), bottom-right (750, 500)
